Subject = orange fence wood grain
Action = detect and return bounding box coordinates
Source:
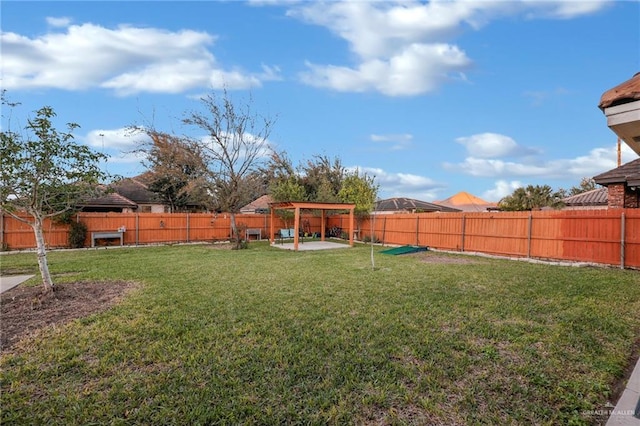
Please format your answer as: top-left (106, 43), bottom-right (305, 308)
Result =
top-left (2, 209), bottom-right (639, 269)
top-left (354, 209), bottom-right (640, 269)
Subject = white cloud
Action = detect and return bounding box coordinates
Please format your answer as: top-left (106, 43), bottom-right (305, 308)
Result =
top-left (371, 133), bottom-right (413, 143)
top-left (301, 43), bottom-right (471, 96)
top-left (357, 166), bottom-right (446, 200)
top-left (455, 132), bottom-right (540, 158)
top-left (286, 0), bottom-right (609, 96)
top-left (621, 142), bottom-right (639, 163)
top-left (46, 16), bottom-right (72, 27)
top-left (444, 157), bottom-right (549, 177)
top-left (85, 128), bottom-right (144, 152)
top-left (288, 1), bottom-right (495, 60)
top-left (482, 180), bottom-right (524, 202)
top-left (2, 22), bottom-right (280, 94)
top-left (444, 143), bottom-right (634, 180)
top-left (370, 133), bottom-right (413, 150)
top-left (522, 0), bottom-right (611, 19)
top-left (82, 128), bottom-right (147, 174)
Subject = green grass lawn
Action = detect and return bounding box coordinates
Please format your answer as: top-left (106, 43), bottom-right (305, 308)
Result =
top-left (2, 243), bottom-right (639, 425)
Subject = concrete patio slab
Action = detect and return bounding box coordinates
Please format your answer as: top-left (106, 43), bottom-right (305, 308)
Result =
top-left (270, 241), bottom-right (352, 251)
top-left (0, 275), bottom-right (34, 293)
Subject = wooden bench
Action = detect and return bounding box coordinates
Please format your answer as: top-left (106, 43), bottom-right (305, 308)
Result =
top-left (245, 228), bottom-right (261, 240)
top-left (91, 231), bottom-right (124, 247)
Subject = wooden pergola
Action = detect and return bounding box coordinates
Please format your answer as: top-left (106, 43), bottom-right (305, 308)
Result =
top-left (268, 201), bottom-right (356, 251)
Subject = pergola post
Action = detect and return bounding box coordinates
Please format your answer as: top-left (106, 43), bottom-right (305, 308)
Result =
top-left (349, 207), bottom-right (355, 246)
top-left (294, 206), bottom-right (300, 251)
top-left (269, 207), bottom-right (276, 244)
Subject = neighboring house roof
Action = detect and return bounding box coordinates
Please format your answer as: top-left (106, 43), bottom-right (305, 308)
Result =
top-left (80, 191), bottom-right (138, 209)
top-left (111, 177), bottom-right (164, 204)
top-left (375, 197), bottom-right (461, 213)
top-left (562, 188), bottom-right (608, 207)
top-left (241, 195), bottom-right (274, 213)
top-left (593, 158), bottom-right (640, 187)
top-left (435, 191), bottom-right (498, 212)
top-left (80, 176), bottom-right (165, 211)
top-left (599, 72), bottom-right (640, 110)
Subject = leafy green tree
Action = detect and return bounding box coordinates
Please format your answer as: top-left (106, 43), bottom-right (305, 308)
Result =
top-left (498, 184), bottom-right (565, 211)
top-left (270, 176), bottom-right (306, 228)
top-left (568, 177), bottom-right (597, 196)
top-left (300, 155), bottom-right (344, 202)
top-left (263, 151), bottom-right (303, 227)
top-left (338, 169), bottom-right (378, 231)
top-left (1, 104), bottom-right (109, 292)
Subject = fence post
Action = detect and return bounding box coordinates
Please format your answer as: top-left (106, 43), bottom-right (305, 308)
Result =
top-left (527, 213), bottom-right (533, 258)
top-left (186, 213), bottom-right (190, 243)
top-left (621, 211), bottom-right (626, 269)
top-left (136, 213), bottom-right (139, 246)
top-left (416, 216), bottom-right (420, 246)
top-left (0, 212), bottom-right (4, 249)
top-left (461, 215), bottom-right (466, 252)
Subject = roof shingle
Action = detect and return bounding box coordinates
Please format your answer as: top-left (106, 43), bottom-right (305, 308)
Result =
top-left (562, 188), bottom-right (608, 206)
top-left (593, 158), bottom-right (640, 187)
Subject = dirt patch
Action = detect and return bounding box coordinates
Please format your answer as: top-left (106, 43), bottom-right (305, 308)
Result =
top-left (1, 280), bottom-right (137, 353)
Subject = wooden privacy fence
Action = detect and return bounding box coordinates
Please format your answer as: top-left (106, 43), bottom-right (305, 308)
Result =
top-left (335, 209), bottom-right (640, 269)
top-left (2, 209), bottom-right (639, 269)
top-left (0, 212), bottom-right (324, 251)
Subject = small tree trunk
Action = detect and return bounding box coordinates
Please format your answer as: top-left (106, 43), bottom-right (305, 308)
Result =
top-left (32, 217), bottom-right (55, 293)
top-left (229, 212), bottom-right (240, 249)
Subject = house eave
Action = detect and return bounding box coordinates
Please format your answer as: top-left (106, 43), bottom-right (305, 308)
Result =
top-left (603, 99), bottom-right (640, 155)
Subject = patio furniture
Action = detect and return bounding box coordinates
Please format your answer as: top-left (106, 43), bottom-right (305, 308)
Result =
top-left (91, 231), bottom-right (124, 247)
top-left (245, 228), bottom-right (262, 241)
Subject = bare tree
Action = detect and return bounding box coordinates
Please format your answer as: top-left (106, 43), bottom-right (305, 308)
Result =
top-left (183, 90), bottom-right (275, 248)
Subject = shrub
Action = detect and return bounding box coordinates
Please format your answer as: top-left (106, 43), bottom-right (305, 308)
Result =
top-left (363, 234), bottom-right (380, 243)
top-left (232, 239), bottom-right (249, 250)
top-left (68, 221), bottom-right (88, 248)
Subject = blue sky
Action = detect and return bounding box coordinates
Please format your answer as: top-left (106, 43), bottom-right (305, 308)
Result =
top-left (2, 0), bottom-right (639, 202)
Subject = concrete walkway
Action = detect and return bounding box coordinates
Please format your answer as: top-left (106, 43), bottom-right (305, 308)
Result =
top-left (607, 356), bottom-right (640, 425)
top-left (0, 275), bottom-right (34, 293)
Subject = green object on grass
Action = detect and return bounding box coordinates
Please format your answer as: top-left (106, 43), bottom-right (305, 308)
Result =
top-left (380, 245), bottom-right (428, 255)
